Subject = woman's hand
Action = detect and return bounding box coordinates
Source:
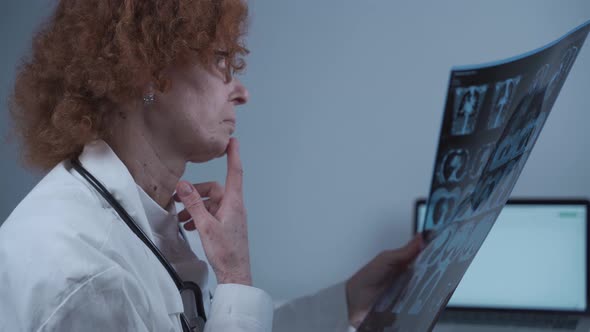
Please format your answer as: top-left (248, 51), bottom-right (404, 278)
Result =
top-left (174, 138), bottom-right (252, 286)
top-left (346, 235), bottom-right (424, 328)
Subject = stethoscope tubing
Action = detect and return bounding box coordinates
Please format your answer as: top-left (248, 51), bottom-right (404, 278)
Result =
top-left (70, 158), bottom-right (207, 326)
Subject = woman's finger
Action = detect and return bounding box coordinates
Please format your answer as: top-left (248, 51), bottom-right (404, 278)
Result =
top-left (175, 181), bottom-right (216, 231)
top-left (173, 182), bottom-right (223, 202)
top-left (223, 138), bottom-right (243, 200)
top-left (178, 199), bottom-right (219, 222)
top-left (194, 182), bottom-right (224, 201)
top-left (205, 200), bottom-right (220, 215)
top-left (383, 235), bottom-right (424, 267)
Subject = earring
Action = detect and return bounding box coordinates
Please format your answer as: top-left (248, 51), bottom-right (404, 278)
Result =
top-left (143, 93), bottom-right (155, 105)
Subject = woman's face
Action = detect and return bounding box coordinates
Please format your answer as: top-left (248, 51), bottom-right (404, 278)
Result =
top-left (145, 56), bottom-right (249, 163)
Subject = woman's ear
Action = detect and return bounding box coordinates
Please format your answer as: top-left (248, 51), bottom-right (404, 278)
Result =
top-left (143, 82), bottom-right (156, 105)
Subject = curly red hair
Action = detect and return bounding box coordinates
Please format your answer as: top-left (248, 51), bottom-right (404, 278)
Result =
top-left (9, 0), bottom-right (249, 170)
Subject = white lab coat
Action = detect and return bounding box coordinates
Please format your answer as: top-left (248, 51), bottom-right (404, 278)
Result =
top-left (0, 140), bottom-right (353, 332)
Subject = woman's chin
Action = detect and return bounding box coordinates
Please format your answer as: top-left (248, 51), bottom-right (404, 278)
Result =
top-left (216, 138), bottom-right (232, 158)
top-left (187, 139), bottom-right (230, 163)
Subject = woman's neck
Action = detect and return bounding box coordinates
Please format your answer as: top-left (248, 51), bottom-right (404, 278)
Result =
top-left (106, 111), bottom-right (186, 209)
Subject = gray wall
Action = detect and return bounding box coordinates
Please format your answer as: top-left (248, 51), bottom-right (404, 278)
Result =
top-left (1, 2), bottom-right (54, 219)
top-left (1, 1), bottom-right (589, 302)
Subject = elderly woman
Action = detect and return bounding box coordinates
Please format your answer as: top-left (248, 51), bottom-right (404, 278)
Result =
top-left (0, 0), bottom-right (422, 331)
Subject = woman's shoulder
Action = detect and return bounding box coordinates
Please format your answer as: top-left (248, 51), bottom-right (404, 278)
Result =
top-left (0, 161), bottom-right (136, 311)
top-left (0, 160), bottom-right (118, 269)
top-left (2, 160), bottom-right (111, 232)
top-left (0, 161), bottom-right (166, 330)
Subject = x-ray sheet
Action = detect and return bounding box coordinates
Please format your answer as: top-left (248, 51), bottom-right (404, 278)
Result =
top-left (359, 20), bottom-right (590, 332)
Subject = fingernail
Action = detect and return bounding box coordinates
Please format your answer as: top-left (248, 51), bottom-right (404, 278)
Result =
top-left (178, 182), bottom-right (193, 196)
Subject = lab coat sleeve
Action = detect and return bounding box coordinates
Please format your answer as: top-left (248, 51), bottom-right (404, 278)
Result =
top-left (38, 266), bottom-right (156, 332)
top-left (205, 283), bottom-right (274, 332)
top-left (273, 282), bottom-right (356, 332)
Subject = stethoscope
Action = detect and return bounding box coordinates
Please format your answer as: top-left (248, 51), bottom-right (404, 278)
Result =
top-left (71, 158), bottom-right (207, 332)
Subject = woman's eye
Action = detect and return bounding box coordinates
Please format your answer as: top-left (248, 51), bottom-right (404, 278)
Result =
top-left (215, 52), bottom-right (228, 69)
top-left (217, 57), bottom-right (226, 68)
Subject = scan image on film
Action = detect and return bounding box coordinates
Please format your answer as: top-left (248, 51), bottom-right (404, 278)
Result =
top-left (358, 20), bottom-right (590, 332)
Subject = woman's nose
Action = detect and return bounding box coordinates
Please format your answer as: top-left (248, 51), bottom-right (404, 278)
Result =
top-left (231, 78), bottom-right (249, 105)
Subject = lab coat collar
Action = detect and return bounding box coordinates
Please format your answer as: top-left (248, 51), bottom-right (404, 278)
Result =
top-left (76, 140), bottom-right (155, 243)
top-left (75, 140), bottom-right (185, 315)
top-left (137, 184), bottom-right (179, 239)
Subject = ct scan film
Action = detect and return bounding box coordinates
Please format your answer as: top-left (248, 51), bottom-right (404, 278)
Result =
top-left (358, 20), bottom-right (590, 332)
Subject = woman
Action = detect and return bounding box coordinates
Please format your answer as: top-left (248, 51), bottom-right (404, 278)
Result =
top-left (0, 0), bottom-right (423, 331)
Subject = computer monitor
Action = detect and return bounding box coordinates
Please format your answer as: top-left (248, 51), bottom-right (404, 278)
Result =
top-left (414, 198), bottom-right (589, 313)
